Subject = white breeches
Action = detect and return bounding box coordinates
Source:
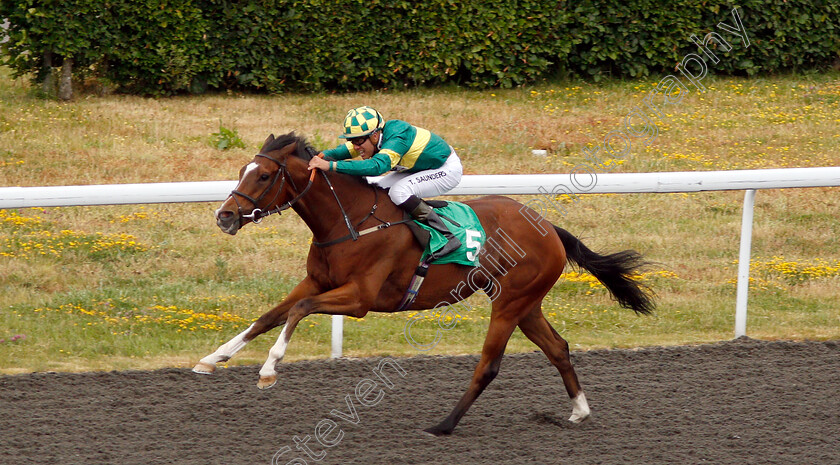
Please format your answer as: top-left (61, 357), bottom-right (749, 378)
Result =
top-left (371, 149), bottom-right (463, 205)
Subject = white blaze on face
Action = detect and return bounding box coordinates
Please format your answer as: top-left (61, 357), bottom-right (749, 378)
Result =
top-left (242, 162), bottom-right (260, 179)
top-left (215, 162), bottom-right (261, 220)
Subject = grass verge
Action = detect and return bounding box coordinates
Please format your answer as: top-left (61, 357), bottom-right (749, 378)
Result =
top-left (1, 67), bottom-right (838, 373)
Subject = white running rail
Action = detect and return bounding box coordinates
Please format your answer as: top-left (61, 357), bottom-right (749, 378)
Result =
top-left (3, 166), bottom-right (839, 355)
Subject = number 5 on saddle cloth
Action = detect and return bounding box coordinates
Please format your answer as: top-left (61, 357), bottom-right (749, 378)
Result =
top-left (398, 201), bottom-right (486, 311)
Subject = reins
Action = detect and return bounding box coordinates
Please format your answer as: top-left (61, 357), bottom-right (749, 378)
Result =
top-left (311, 187), bottom-right (412, 248)
top-left (229, 143), bottom-right (409, 246)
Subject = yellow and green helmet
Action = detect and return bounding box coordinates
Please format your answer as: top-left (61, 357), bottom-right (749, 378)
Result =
top-left (339, 106), bottom-right (385, 139)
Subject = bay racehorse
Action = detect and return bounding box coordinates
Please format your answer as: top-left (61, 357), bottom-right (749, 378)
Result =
top-left (193, 132), bottom-right (654, 435)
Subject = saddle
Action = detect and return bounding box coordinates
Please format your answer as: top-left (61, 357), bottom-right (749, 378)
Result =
top-left (397, 199), bottom-right (489, 311)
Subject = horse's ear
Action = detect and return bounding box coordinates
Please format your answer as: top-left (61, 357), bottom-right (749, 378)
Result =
top-left (259, 134), bottom-right (275, 152)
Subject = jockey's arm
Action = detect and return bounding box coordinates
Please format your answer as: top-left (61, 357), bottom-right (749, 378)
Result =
top-left (333, 152), bottom-right (396, 176)
top-left (322, 142), bottom-right (356, 161)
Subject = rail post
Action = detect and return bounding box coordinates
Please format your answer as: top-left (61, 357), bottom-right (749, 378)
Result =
top-left (735, 189), bottom-right (756, 338)
top-left (331, 315), bottom-right (344, 358)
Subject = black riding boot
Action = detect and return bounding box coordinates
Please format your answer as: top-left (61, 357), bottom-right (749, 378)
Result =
top-left (399, 195), bottom-right (462, 261)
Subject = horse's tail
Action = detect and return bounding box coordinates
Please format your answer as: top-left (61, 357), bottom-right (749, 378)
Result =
top-left (554, 226), bottom-right (655, 315)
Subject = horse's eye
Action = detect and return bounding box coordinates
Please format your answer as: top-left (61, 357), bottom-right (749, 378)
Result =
top-left (259, 173), bottom-right (271, 182)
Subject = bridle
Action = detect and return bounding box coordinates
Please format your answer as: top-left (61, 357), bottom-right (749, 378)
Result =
top-left (227, 146), bottom-right (408, 246)
top-left (229, 152), bottom-right (308, 224)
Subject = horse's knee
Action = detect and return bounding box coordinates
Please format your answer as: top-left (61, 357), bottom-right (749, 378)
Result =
top-left (556, 357), bottom-right (574, 372)
top-left (285, 301), bottom-right (314, 327)
top-left (549, 337), bottom-right (571, 360)
top-left (246, 317), bottom-right (265, 332)
top-left (476, 358), bottom-right (502, 386)
top-left (254, 312), bottom-right (283, 333)
top-left (347, 306), bottom-right (370, 319)
top-left (479, 368), bottom-right (498, 386)
top-left (552, 333), bottom-right (570, 351)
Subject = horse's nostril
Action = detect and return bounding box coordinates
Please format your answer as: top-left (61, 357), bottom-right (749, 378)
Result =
top-left (218, 210), bottom-right (234, 220)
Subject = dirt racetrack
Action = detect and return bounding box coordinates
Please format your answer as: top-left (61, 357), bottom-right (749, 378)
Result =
top-left (1, 337), bottom-right (838, 464)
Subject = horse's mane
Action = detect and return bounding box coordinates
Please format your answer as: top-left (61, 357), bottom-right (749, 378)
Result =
top-left (261, 131), bottom-right (375, 188)
top-left (260, 132), bottom-right (313, 160)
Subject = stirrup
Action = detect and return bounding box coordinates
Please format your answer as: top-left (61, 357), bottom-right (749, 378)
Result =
top-left (396, 260), bottom-right (430, 311)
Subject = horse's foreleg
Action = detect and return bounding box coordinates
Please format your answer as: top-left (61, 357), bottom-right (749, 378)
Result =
top-left (424, 315), bottom-right (518, 436)
top-left (518, 306), bottom-right (589, 423)
top-left (256, 282), bottom-right (365, 389)
top-left (193, 323), bottom-right (256, 374)
top-left (256, 324), bottom-right (290, 389)
top-left (192, 277), bottom-right (320, 375)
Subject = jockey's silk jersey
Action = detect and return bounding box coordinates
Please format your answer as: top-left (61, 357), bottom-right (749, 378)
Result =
top-left (323, 120), bottom-right (451, 176)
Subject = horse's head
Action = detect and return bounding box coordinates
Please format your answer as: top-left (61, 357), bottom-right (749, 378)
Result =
top-left (215, 132), bottom-right (313, 235)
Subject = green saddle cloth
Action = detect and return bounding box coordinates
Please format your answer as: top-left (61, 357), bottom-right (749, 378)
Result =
top-left (416, 201), bottom-right (486, 266)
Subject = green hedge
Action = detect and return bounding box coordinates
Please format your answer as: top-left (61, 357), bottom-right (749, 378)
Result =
top-left (1, 1), bottom-right (838, 95)
top-left (565, 0), bottom-right (840, 79)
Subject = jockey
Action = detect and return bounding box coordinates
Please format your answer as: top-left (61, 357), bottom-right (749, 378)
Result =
top-left (308, 106), bottom-right (463, 260)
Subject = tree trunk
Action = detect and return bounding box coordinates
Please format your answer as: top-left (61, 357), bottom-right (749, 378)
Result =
top-left (42, 51), bottom-right (55, 96)
top-left (58, 57), bottom-right (74, 100)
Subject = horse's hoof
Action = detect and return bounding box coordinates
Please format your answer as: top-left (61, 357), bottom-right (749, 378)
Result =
top-left (422, 425), bottom-right (452, 437)
top-left (192, 361), bottom-right (216, 375)
top-left (568, 412), bottom-right (590, 423)
top-left (257, 375), bottom-right (277, 390)
top-left (569, 392), bottom-right (590, 423)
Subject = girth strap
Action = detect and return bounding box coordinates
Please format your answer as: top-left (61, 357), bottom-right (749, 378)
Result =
top-left (312, 219), bottom-right (412, 247)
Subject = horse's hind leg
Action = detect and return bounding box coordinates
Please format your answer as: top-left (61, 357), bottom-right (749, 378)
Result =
top-left (518, 306), bottom-right (590, 423)
top-left (424, 314), bottom-right (518, 436)
top-left (192, 277), bottom-right (319, 374)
